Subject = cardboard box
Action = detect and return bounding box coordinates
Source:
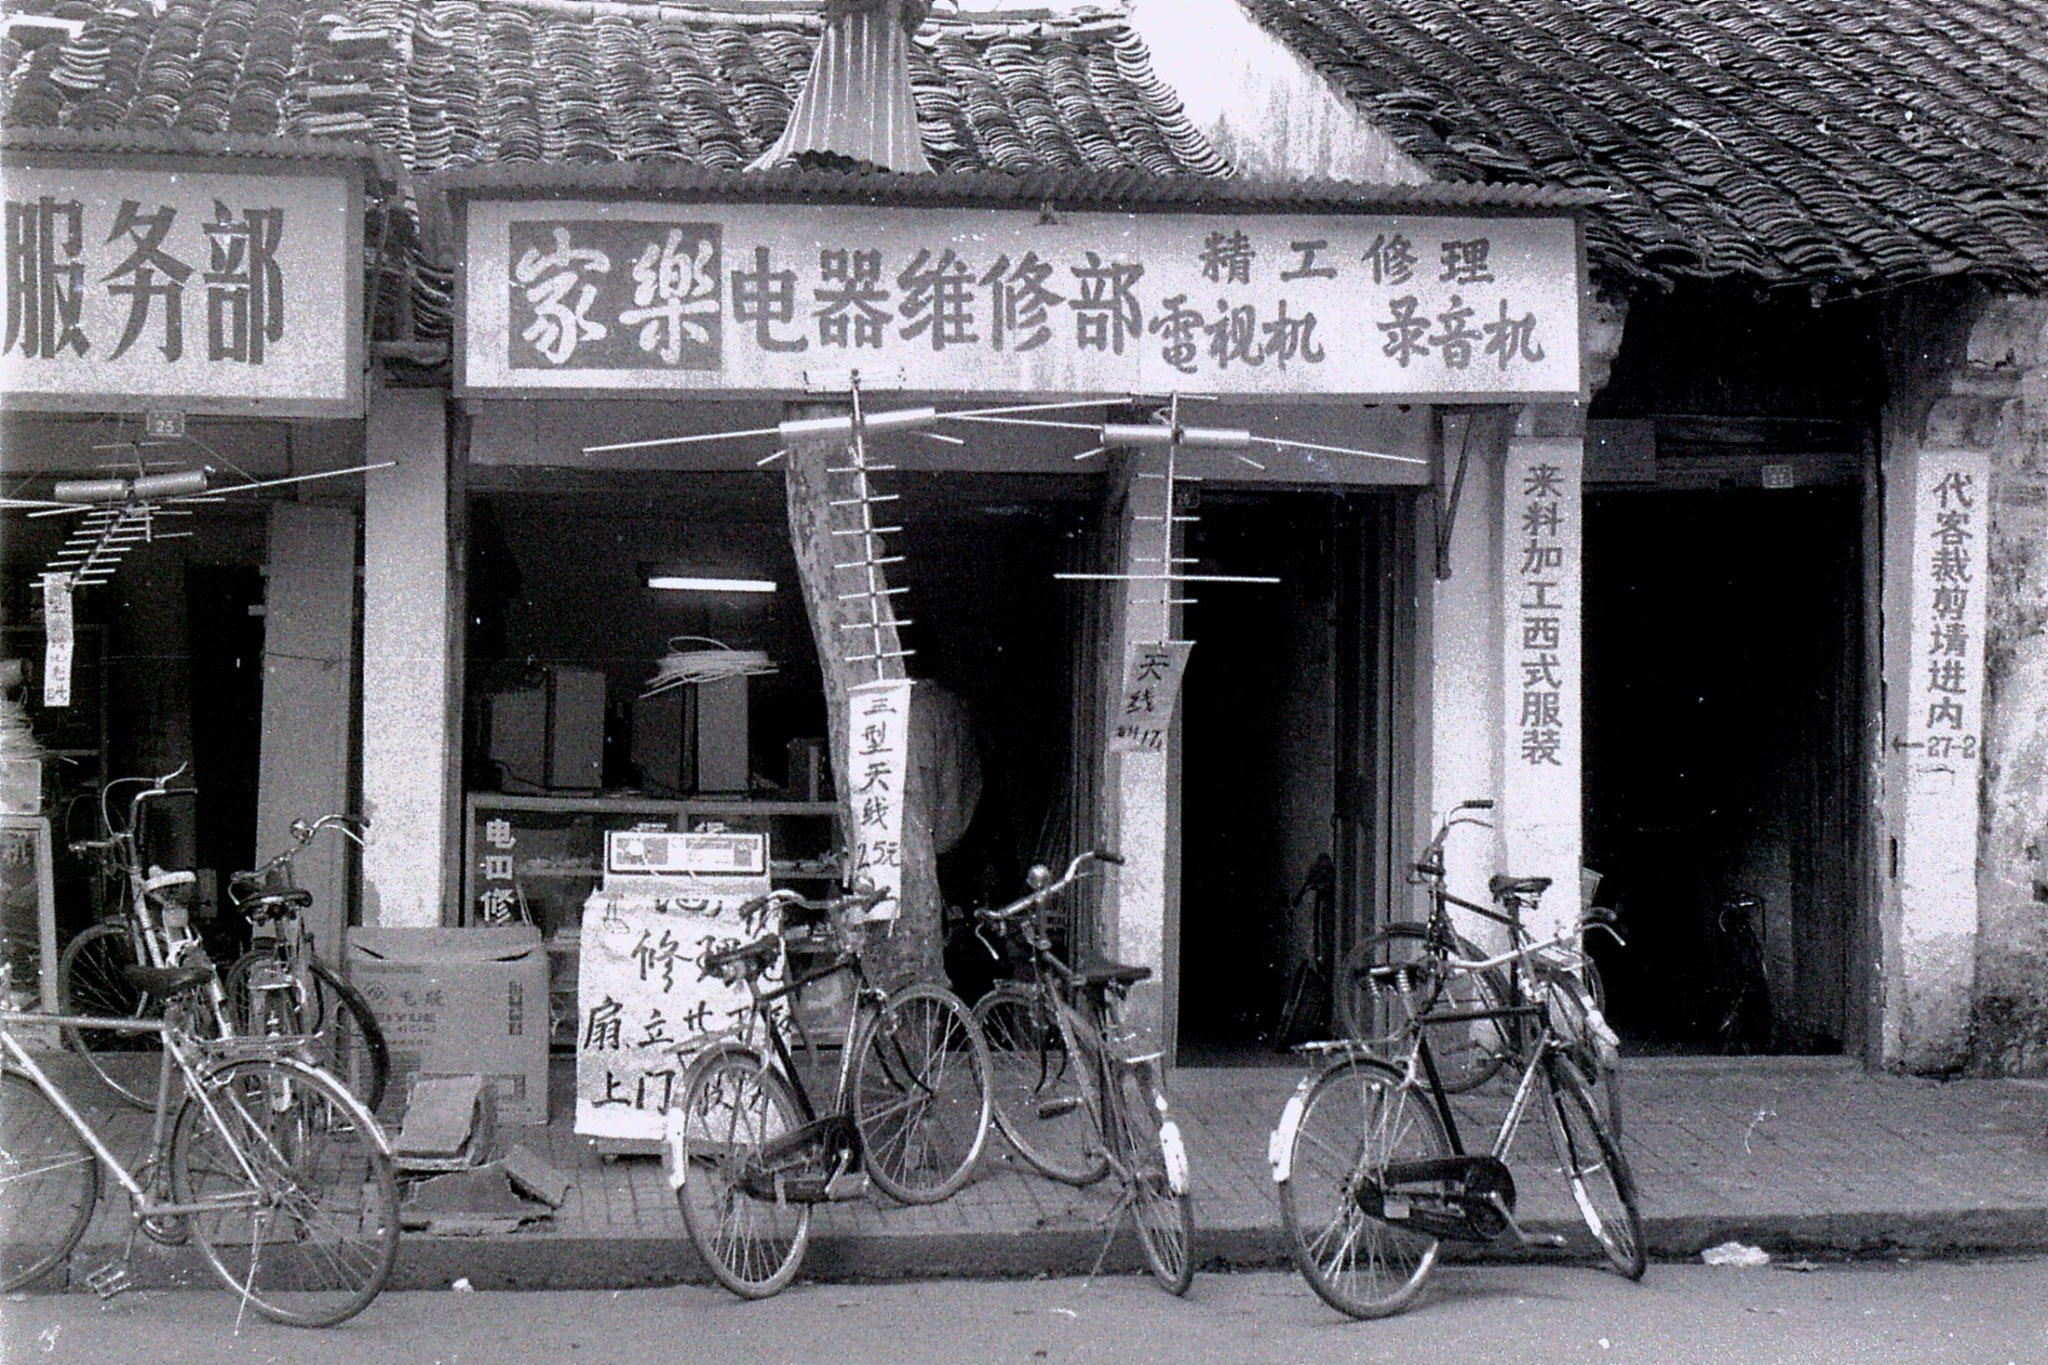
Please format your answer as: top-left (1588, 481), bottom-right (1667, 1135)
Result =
top-left (346, 925), bottom-right (549, 1125)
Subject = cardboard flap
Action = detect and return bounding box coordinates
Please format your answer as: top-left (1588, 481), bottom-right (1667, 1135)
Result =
top-left (346, 924), bottom-right (542, 965)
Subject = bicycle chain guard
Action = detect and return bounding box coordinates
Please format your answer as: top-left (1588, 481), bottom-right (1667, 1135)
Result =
top-left (1357, 1153), bottom-right (1517, 1243)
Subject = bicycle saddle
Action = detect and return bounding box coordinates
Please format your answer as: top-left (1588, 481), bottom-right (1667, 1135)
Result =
top-left (239, 888), bottom-right (314, 919)
top-left (1076, 956), bottom-right (1151, 987)
top-left (121, 961), bottom-right (216, 997)
top-left (1488, 875), bottom-right (1552, 900)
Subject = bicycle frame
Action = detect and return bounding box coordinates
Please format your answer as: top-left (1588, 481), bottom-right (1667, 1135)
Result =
top-left (0, 1007), bottom-right (272, 1218)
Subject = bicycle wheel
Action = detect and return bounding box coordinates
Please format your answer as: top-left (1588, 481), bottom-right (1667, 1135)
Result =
top-left (171, 1054), bottom-right (399, 1327)
top-left (224, 952), bottom-right (391, 1117)
top-left (0, 1070), bottom-right (101, 1292)
top-left (1108, 1060), bottom-right (1194, 1295)
top-left (1337, 924), bottom-right (1511, 1093)
top-left (675, 1046), bottom-right (811, 1299)
top-left (851, 983), bottom-right (992, 1205)
top-left (57, 921), bottom-right (160, 1109)
top-left (1543, 1060), bottom-right (1645, 1280)
top-left (1274, 1055), bottom-right (1449, 1320)
top-left (972, 984), bottom-right (1108, 1187)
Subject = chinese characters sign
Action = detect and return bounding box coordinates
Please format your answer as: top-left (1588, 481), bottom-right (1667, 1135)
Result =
top-left (1111, 641), bottom-right (1192, 754)
top-left (462, 200), bottom-right (1581, 399)
top-left (1899, 453), bottom-right (1989, 879)
top-left (1500, 438), bottom-right (1582, 941)
top-left (1, 161), bottom-right (361, 415)
top-left (575, 847), bottom-right (772, 1143)
top-left (846, 678), bottom-right (912, 919)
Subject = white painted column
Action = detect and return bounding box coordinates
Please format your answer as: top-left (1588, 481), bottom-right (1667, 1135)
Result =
top-left (360, 387), bottom-right (456, 928)
top-left (1101, 455), bottom-right (1177, 1053)
top-left (1428, 419), bottom-right (1505, 941)
top-left (1882, 446), bottom-right (1989, 1070)
top-left (1498, 435), bottom-right (1583, 945)
top-left (255, 503), bottom-right (357, 956)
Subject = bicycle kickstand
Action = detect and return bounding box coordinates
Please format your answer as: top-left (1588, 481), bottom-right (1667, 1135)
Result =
top-left (1080, 1168), bottom-right (1136, 1289)
top-left (1487, 1193), bottom-right (1567, 1251)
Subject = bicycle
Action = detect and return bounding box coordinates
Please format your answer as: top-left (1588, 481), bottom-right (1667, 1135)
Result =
top-left (969, 851), bottom-right (1195, 1295)
top-left (1335, 800), bottom-right (1616, 1102)
top-left (0, 961), bottom-right (400, 1326)
top-left (57, 765), bottom-right (236, 1108)
top-left (664, 884), bottom-right (993, 1299)
top-left (1704, 891), bottom-right (1772, 1054)
top-left (221, 814), bottom-right (390, 1114)
top-left (1269, 903), bottom-right (1643, 1321)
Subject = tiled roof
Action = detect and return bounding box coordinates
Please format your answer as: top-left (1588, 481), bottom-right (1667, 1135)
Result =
top-left (0, 0), bottom-right (1227, 177)
top-left (1, 0), bottom-right (1229, 339)
top-left (1238, 0), bottom-right (2048, 293)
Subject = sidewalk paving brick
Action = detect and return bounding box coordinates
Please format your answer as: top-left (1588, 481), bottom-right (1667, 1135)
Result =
top-left (31, 1050), bottom-right (2048, 1293)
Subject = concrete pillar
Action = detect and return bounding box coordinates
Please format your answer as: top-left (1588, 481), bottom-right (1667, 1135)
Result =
top-left (254, 503), bottom-right (357, 954)
top-left (1101, 451), bottom-right (1178, 1055)
top-left (1880, 438), bottom-right (1991, 1071)
top-left (1426, 411), bottom-right (1506, 941)
top-left (1498, 432), bottom-right (1585, 946)
top-left (360, 386), bottom-right (456, 928)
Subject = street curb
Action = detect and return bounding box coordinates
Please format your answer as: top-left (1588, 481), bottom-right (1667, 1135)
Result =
top-left (42, 1206), bottom-right (2048, 1295)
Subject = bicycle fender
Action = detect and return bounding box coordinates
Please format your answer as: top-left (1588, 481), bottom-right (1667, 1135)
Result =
top-left (1160, 1117), bottom-right (1190, 1197)
top-left (663, 1104), bottom-right (690, 1190)
top-left (1267, 1076), bottom-right (1314, 1183)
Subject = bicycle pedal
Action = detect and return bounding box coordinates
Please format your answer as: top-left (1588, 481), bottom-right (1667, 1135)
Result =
top-left (823, 1169), bottom-right (870, 1202)
top-left (85, 1262), bottom-right (134, 1300)
top-left (1035, 1096), bottom-right (1082, 1121)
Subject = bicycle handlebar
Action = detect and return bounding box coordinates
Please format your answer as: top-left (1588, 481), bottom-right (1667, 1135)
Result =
top-left (974, 850), bottom-right (1122, 929)
top-left (747, 884), bottom-right (890, 920)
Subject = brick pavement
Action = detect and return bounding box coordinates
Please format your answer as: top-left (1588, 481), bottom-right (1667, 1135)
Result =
top-left (31, 1051), bottom-right (2048, 1292)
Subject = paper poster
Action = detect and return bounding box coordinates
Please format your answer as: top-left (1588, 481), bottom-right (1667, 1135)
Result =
top-left (574, 831), bottom-right (773, 1143)
top-left (846, 678), bottom-right (913, 919)
top-left (1110, 641), bottom-right (1193, 753)
top-left (40, 574), bottom-right (72, 709)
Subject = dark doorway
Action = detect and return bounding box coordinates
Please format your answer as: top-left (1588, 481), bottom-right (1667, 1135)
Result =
top-left (185, 564), bottom-right (265, 908)
top-left (1176, 491), bottom-right (1390, 1063)
top-left (1583, 487), bottom-right (1863, 1054)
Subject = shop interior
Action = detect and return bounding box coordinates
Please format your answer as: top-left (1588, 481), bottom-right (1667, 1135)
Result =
top-left (2, 416), bottom-right (307, 984)
top-left (461, 464), bottom-right (1102, 1009)
top-left (1176, 488), bottom-right (1398, 1063)
top-left (1581, 284), bottom-right (1878, 1056)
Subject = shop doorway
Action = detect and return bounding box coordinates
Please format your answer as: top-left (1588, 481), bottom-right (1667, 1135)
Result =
top-left (185, 564), bottom-right (266, 898)
top-left (1176, 491), bottom-right (1395, 1064)
top-left (1583, 486), bottom-right (1865, 1055)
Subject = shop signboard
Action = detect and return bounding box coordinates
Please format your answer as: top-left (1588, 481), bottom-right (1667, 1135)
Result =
top-left (574, 831), bottom-right (773, 1144)
top-left (460, 199), bottom-right (1582, 401)
top-left (1, 154), bottom-right (363, 416)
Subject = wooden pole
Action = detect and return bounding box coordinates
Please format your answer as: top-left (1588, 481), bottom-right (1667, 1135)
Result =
top-left (782, 402), bottom-right (941, 988)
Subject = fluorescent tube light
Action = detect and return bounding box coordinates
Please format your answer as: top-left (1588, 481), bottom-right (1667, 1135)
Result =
top-left (646, 575), bottom-right (777, 594)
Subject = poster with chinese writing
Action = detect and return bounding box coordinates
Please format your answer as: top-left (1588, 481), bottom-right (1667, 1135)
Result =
top-left (40, 575), bottom-right (71, 709)
top-left (574, 842), bottom-right (773, 1144)
top-left (846, 678), bottom-right (912, 919)
top-left (462, 201), bottom-right (1582, 400)
top-left (1110, 641), bottom-right (1193, 754)
top-left (1899, 452), bottom-right (1989, 912)
top-left (1500, 438), bottom-right (1582, 941)
top-left (2, 160), bottom-right (362, 416)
